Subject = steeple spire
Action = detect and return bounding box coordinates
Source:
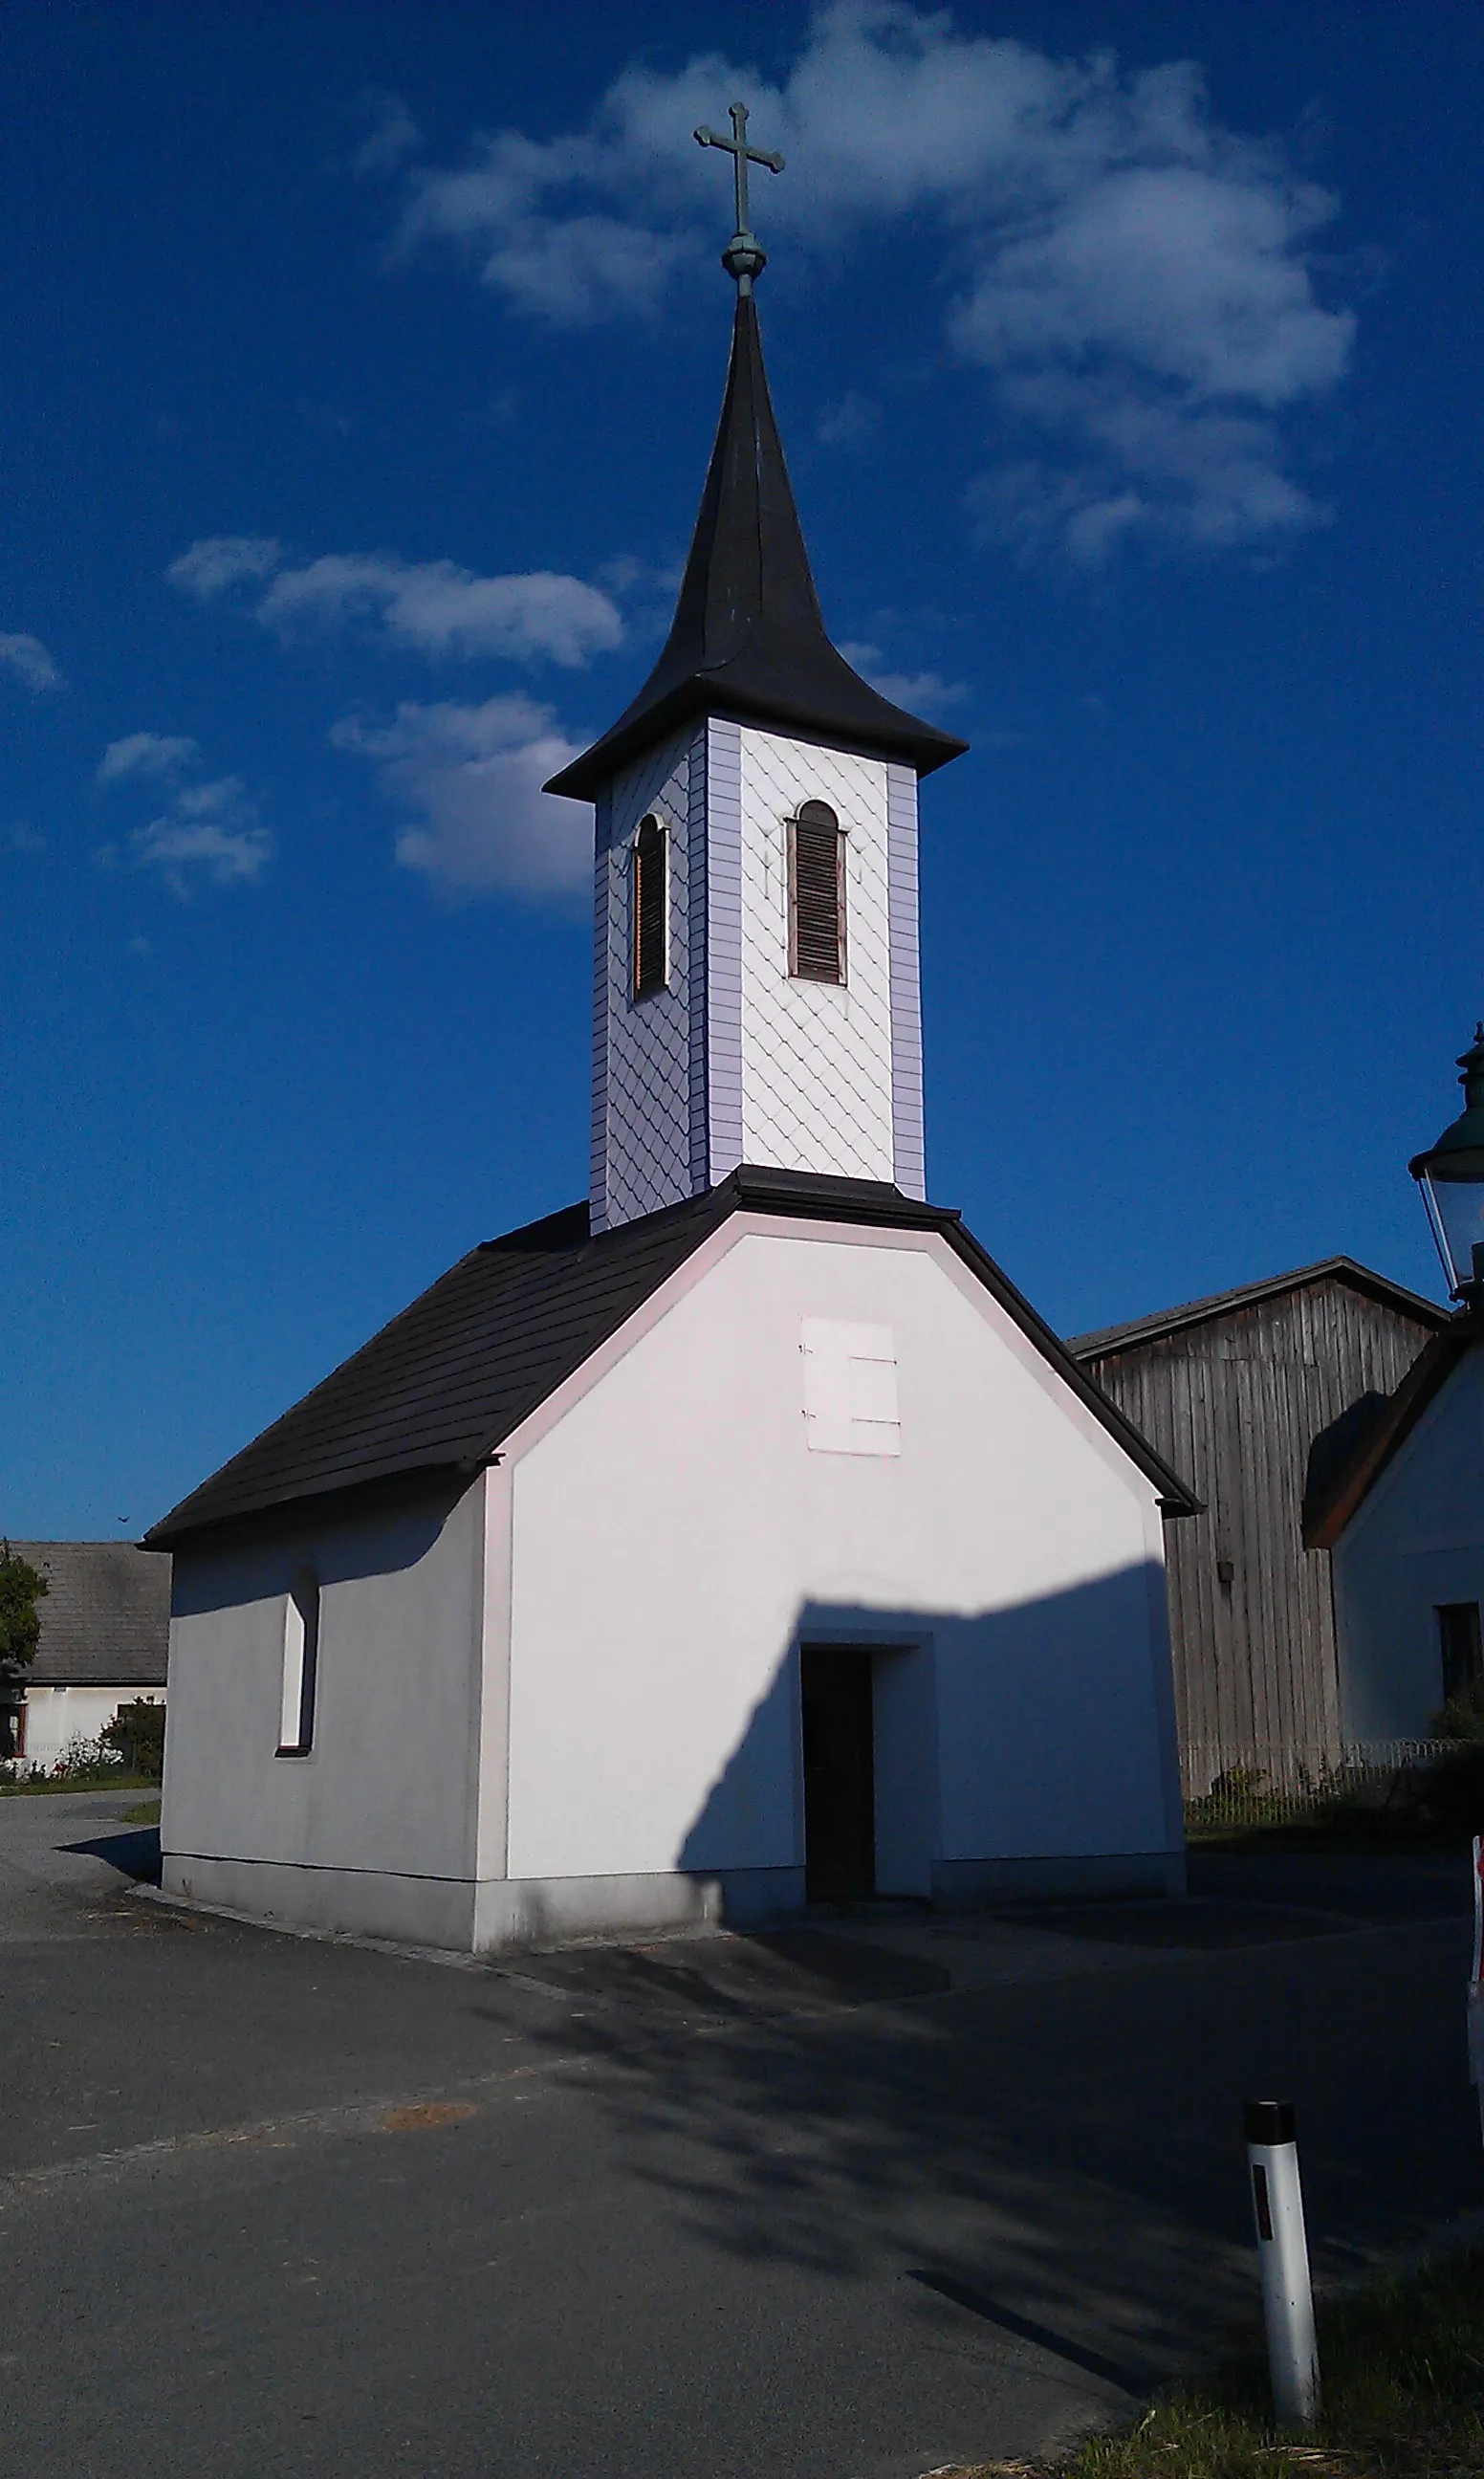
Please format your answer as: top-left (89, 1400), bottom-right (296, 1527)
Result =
top-left (545, 251), bottom-right (967, 801)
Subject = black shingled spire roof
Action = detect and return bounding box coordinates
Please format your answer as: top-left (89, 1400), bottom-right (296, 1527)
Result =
top-left (544, 294), bottom-right (968, 801)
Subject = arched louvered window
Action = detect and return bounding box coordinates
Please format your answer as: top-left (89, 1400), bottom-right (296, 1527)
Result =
top-left (277, 1568), bottom-right (320, 1756)
top-left (632, 814), bottom-right (667, 1000)
top-left (788, 801), bottom-right (845, 984)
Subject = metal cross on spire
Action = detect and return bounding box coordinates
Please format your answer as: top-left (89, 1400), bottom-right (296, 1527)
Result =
top-left (693, 101), bottom-right (784, 296)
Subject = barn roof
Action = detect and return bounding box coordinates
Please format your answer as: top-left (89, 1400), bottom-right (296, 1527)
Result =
top-left (544, 294), bottom-right (967, 801)
top-left (1302, 1320), bottom-right (1480, 1547)
top-left (6, 1540), bottom-right (169, 1684)
top-left (144, 1168), bottom-right (1197, 1548)
top-left (1067, 1256), bottom-right (1451, 1363)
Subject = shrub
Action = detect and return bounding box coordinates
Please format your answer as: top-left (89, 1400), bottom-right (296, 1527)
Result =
top-left (49, 1734), bottom-right (126, 1787)
top-left (102, 1700), bottom-right (165, 1782)
top-left (0, 1542), bottom-right (47, 1669)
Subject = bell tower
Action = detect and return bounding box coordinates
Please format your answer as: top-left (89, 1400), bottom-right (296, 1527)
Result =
top-left (544, 104), bottom-right (967, 1234)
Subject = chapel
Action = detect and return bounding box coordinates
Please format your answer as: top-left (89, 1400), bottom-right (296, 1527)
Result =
top-left (146, 117), bottom-right (1194, 1952)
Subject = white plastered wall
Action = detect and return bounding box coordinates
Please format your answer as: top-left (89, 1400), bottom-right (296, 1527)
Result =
top-left (1333, 1349), bottom-right (1484, 1738)
top-left (160, 1477), bottom-right (486, 1943)
top-left (499, 1220), bottom-right (1181, 1912)
top-left (20, 1686), bottom-right (162, 1771)
top-left (738, 729), bottom-right (896, 1181)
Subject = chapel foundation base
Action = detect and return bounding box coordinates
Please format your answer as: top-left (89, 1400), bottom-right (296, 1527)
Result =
top-left (159, 1851), bottom-right (1187, 1955)
top-left (161, 1853), bottom-right (479, 1950)
top-left (159, 1854), bottom-right (806, 1955)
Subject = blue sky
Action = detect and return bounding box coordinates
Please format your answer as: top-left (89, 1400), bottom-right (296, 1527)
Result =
top-left (4, 1), bottom-right (1481, 1537)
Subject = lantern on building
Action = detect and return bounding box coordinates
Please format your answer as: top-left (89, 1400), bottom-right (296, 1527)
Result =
top-left (1410, 1024), bottom-right (1484, 1304)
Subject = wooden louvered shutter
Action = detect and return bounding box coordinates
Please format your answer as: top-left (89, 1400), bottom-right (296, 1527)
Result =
top-left (632, 815), bottom-right (666, 998)
top-left (789, 801), bottom-right (844, 983)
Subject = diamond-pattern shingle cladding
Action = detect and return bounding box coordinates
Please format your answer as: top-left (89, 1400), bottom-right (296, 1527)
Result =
top-left (591, 717), bottom-right (921, 1228)
top-left (738, 728), bottom-right (896, 1183)
top-left (596, 728), bottom-right (699, 1233)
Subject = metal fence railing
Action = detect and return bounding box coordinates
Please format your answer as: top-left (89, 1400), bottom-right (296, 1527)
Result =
top-left (1182, 1740), bottom-right (1456, 1833)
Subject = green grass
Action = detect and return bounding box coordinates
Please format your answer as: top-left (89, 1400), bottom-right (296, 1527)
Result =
top-left (956, 2248), bottom-right (1484, 2479)
top-left (121, 1797), bottom-right (161, 1826)
top-left (0, 1771), bottom-right (158, 1799)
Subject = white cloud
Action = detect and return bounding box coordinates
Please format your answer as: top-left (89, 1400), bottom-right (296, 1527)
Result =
top-left (840, 642), bottom-right (968, 715)
top-left (350, 90), bottom-right (423, 178)
top-left (817, 391), bottom-right (882, 450)
top-left (97, 732), bottom-right (200, 785)
top-left (131, 809), bottom-right (273, 894)
top-left (332, 695), bottom-right (591, 895)
top-left (392, 2), bottom-right (1356, 556)
top-left (0, 632), bottom-right (65, 692)
top-left (165, 537), bottom-right (283, 600)
top-left (168, 539), bottom-right (622, 669)
top-left (257, 554), bottom-right (622, 667)
top-left (97, 734), bottom-right (273, 895)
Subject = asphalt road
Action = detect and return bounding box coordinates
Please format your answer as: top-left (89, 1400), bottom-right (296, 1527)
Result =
top-left (0, 1794), bottom-right (1477, 2479)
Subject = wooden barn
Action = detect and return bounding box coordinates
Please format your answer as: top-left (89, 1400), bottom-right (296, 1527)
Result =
top-left (1069, 1261), bottom-right (1450, 1787)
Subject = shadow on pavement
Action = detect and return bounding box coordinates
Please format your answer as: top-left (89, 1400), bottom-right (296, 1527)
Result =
top-left (491, 1924), bottom-right (949, 2014)
top-left (987, 1898), bottom-right (1355, 1948)
top-left (61, 1826), bottom-right (163, 1886)
top-left (492, 1890), bottom-right (1479, 2392)
top-left (906, 2267), bottom-right (1157, 2394)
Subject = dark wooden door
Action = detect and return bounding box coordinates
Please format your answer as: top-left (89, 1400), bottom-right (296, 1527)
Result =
top-left (801, 1647), bottom-right (875, 1901)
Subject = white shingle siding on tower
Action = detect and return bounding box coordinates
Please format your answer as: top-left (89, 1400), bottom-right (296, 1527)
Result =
top-left (738, 727), bottom-right (895, 1183)
top-left (704, 718), bottom-right (744, 1182)
top-left (595, 727), bottom-right (699, 1230)
top-left (885, 763), bottom-right (927, 1200)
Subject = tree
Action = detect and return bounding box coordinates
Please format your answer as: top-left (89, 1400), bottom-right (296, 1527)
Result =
top-left (0, 1542), bottom-right (48, 1669)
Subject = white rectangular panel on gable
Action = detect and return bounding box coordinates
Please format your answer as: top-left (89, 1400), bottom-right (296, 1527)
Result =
top-left (801, 1318), bottom-right (901, 1456)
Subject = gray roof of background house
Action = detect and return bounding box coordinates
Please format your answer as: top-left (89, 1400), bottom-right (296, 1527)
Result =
top-left (6, 1540), bottom-right (169, 1684)
top-left (1067, 1257), bottom-right (1451, 1363)
top-left (144, 1167), bottom-right (1198, 1548)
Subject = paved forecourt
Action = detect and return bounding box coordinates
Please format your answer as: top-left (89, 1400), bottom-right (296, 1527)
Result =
top-left (0, 1791), bottom-right (1477, 2479)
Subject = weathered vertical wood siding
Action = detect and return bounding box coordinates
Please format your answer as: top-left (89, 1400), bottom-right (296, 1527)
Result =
top-left (1077, 1277), bottom-right (1441, 1786)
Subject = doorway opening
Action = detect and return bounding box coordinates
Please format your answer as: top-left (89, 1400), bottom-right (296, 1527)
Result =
top-left (800, 1646), bottom-right (875, 1901)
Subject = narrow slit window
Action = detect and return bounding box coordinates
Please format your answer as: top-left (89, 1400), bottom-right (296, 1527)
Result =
top-left (632, 814), bottom-right (667, 999)
top-left (1437, 1602), bottom-right (1482, 1703)
top-left (278, 1569), bottom-right (320, 1755)
top-left (789, 801), bottom-right (844, 983)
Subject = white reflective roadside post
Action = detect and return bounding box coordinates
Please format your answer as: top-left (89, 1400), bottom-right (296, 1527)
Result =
top-left (1244, 2098), bottom-right (1320, 2427)
top-left (1468, 1835), bottom-right (1484, 2148)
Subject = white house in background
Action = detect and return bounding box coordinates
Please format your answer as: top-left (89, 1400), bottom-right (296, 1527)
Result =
top-left (145, 242), bottom-right (1196, 1954)
top-left (8, 1541), bottom-right (168, 1768)
top-left (1307, 1319), bottom-right (1484, 1737)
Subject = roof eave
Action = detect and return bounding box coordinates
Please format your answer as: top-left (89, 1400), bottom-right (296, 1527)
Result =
top-left (1303, 1324), bottom-right (1477, 1547)
top-left (934, 1222), bottom-right (1202, 1517)
top-left (1070, 1256), bottom-right (1452, 1362)
top-left (142, 1457), bottom-right (478, 1554)
top-left (545, 680), bottom-right (968, 802)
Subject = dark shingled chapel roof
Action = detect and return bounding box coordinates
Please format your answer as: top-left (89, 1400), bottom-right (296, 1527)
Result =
top-left (143, 1169), bottom-right (1196, 1547)
top-left (544, 295), bottom-right (968, 801)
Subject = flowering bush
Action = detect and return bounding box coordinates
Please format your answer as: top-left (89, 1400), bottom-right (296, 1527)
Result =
top-left (48, 1735), bottom-right (126, 1787)
top-left (0, 1757), bottom-right (53, 1788)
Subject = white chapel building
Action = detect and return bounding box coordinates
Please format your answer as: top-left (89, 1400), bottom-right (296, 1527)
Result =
top-left (147, 226), bottom-right (1196, 1952)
